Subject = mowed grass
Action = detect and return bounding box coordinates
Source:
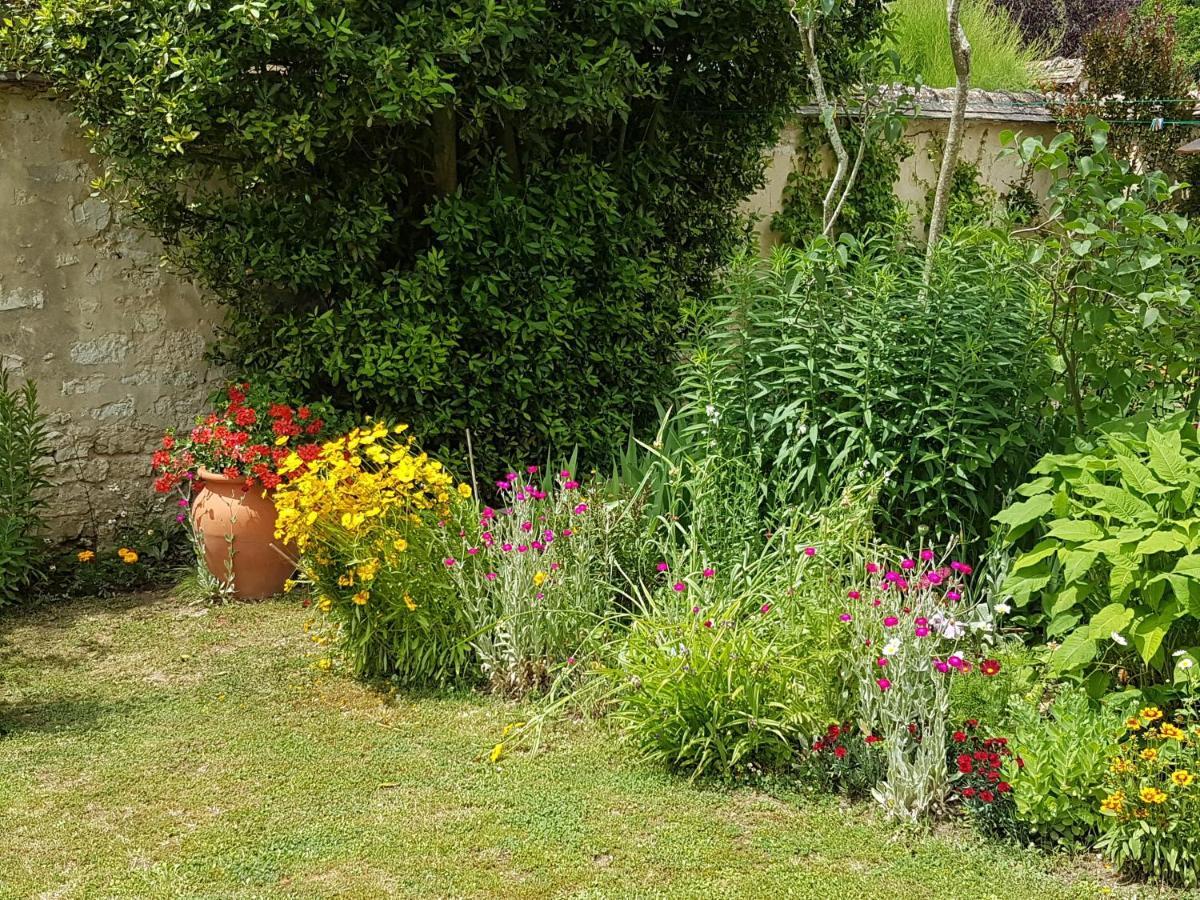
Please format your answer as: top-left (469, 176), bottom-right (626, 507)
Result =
top-left (0, 592), bottom-right (1150, 899)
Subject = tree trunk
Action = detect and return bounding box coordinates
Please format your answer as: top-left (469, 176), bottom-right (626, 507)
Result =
top-left (801, 26), bottom-right (851, 237)
top-left (432, 103), bottom-right (457, 197)
top-left (922, 0), bottom-right (971, 287)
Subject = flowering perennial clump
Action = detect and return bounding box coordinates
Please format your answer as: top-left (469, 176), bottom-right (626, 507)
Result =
top-left (1096, 706), bottom-right (1200, 886)
top-left (440, 467), bottom-right (618, 694)
top-left (949, 719), bottom-right (1020, 835)
top-left (840, 548), bottom-right (997, 819)
top-left (273, 422), bottom-right (474, 682)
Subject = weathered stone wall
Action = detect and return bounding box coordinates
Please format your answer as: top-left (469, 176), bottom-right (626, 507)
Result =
top-left (1, 85), bottom-right (222, 539)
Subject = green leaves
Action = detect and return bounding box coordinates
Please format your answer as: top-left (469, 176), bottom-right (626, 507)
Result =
top-left (998, 413), bottom-right (1200, 683)
top-left (0, 372), bottom-right (52, 606)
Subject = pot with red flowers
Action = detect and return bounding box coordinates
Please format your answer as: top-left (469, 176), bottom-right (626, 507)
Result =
top-left (150, 382), bottom-right (333, 599)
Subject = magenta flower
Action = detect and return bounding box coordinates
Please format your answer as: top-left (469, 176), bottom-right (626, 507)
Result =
top-left (915, 616), bottom-right (928, 626)
top-left (502, 543), bottom-right (513, 552)
top-left (485, 572), bottom-right (498, 581)
top-left (558, 469), bottom-right (571, 479)
top-left (521, 521), bottom-right (533, 532)
top-left (564, 480), bottom-right (580, 490)
top-left (876, 657), bottom-right (888, 667)
top-left (866, 562), bottom-right (879, 574)
top-left (562, 528), bottom-right (573, 537)
top-left (673, 582), bottom-right (686, 592)
top-left (914, 625), bottom-right (930, 637)
top-left (946, 590), bottom-right (961, 602)
top-left (467, 547), bottom-right (479, 555)
top-left (495, 480), bottom-right (509, 490)
top-left (876, 678), bottom-right (891, 692)
top-left (567, 655), bottom-right (576, 665)
top-left (536, 592), bottom-right (544, 600)
top-left (482, 507), bottom-right (495, 520)
top-left (178, 498), bottom-right (189, 508)
top-left (691, 605), bottom-right (701, 614)
top-left (517, 544), bottom-right (528, 553)
top-left (883, 616), bottom-right (899, 628)
top-left (839, 613), bottom-right (853, 622)
top-left (702, 567), bottom-right (715, 578)
top-left (573, 503), bottom-right (588, 514)
top-left (543, 529), bottom-right (554, 540)
top-left (920, 549), bottom-right (934, 561)
top-left (871, 599), bottom-right (882, 607)
top-left (934, 660), bottom-right (950, 673)
top-left (803, 546), bottom-right (816, 557)
top-left (531, 540), bottom-right (544, 550)
top-left (656, 561), bottom-right (669, 572)
top-left (505, 472), bottom-right (518, 482)
top-left (760, 603), bottom-right (771, 614)
top-left (948, 654), bottom-right (965, 670)
top-left (443, 558), bottom-right (456, 567)
top-left (926, 572), bottom-right (943, 585)
top-left (175, 513), bottom-right (186, 522)
top-left (550, 562), bottom-right (560, 571)
top-left (703, 619), bottom-right (713, 628)
top-left (847, 590), bottom-right (861, 600)
top-left (901, 558), bottom-right (915, 570)
top-left (950, 561), bottom-right (973, 575)
top-left (526, 465), bottom-right (539, 474)
top-left (884, 571), bottom-right (901, 583)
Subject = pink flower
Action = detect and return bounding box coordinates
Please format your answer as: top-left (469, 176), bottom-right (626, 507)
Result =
top-left (505, 472), bottom-right (518, 482)
top-left (562, 528), bottom-right (573, 537)
top-left (558, 470), bottom-right (571, 479)
top-left (178, 498), bottom-right (190, 508)
top-left (950, 561), bottom-right (973, 575)
top-left (521, 521), bottom-right (533, 532)
top-left (876, 657), bottom-right (888, 667)
top-left (691, 606), bottom-right (701, 614)
top-left (871, 599), bottom-right (882, 607)
top-left (536, 592), bottom-right (544, 600)
top-left (760, 603), bottom-right (771, 614)
top-left (567, 655), bottom-right (576, 665)
top-left (839, 613), bottom-right (853, 622)
top-left (564, 480), bottom-right (580, 490)
top-left (485, 572), bottom-right (498, 581)
top-left (915, 617), bottom-right (928, 626)
top-left (925, 572), bottom-right (943, 585)
top-left (673, 582), bottom-right (686, 592)
top-left (901, 559), bottom-right (915, 570)
top-left (550, 562), bottom-right (560, 571)
top-left (443, 558), bottom-right (456, 567)
top-left (946, 590), bottom-right (961, 602)
top-left (934, 660), bottom-right (950, 673)
top-left (884, 616), bottom-right (899, 628)
top-left (495, 480), bottom-right (510, 490)
top-left (884, 571), bottom-right (901, 583)
top-left (467, 547), bottom-right (479, 555)
top-left (573, 503), bottom-right (588, 514)
top-left (656, 562), bottom-right (669, 572)
top-left (866, 562), bottom-right (880, 574)
top-left (914, 625), bottom-right (930, 637)
top-left (804, 546), bottom-right (816, 557)
top-left (175, 513), bottom-right (186, 522)
top-left (482, 507), bottom-right (495, 520)
top-left (502, 543), bottom-right (513, 552)
top-left (543, 529), bottom-right (554, 540)
top-left (847, 590), bottom-right (861, 600)
top-left (920, 549), bottom-right (934, 561)
top-left (527, 465), bottom-right (539, 474)
top-left (517, 544), bottom-right (528, 553)
top-left (702, 567), bottom-right (715, 578)
top-left (703, 619), bottom-right (713, 628)
top-left (948, 654), bottom-right (965, 670)
top-left (531, 541), bottom-right (544, 550)
top-left (876, 678), bottom-right (891, 692)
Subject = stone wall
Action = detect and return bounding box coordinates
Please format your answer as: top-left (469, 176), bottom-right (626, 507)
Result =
top-left (0, 84), bottom-right (222, 539)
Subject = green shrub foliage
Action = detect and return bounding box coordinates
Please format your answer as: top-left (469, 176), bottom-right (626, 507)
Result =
top-left (1, 1), bottom-right (839, 473)
top-left (998, 414), bottom-right (1200, 692)
top-left (0, 373), bottom-right (51, 606)
top-left (685, 233), bottom-right (1050, 544)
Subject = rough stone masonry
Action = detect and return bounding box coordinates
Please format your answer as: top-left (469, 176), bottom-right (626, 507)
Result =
top-left (1, 83), bottom-right (222, 540)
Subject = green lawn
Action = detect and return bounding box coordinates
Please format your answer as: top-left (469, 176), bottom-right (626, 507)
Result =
top-left (0, 592), bottom-right (1158, 898)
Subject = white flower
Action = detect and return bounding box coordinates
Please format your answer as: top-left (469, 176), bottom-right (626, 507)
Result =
top-left (1180, 658), bottom-right (1195, 671)
top-left (994, 602), bottom-right (1011, 615)
top-left (704, 404), bottom-right (720, 424)
top-left (1173, 649), bottom-right (1187, 657)
top-left (1111, 632), bottom-right (1128, 646)
top-left (882, 638), bottom-right (901, 657)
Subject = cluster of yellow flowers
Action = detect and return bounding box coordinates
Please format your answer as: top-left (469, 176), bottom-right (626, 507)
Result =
top-left (1101, 707), bottom-right (1199, 820)
top-left (271, 421), bottom-right (471, 611)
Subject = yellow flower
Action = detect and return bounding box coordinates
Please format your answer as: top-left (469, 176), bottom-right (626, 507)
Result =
top-left (1110, 757), bottom-right (1135, 775)
top-left (533, 570), bottom-right (547, 587)
top-left (1140, 786), bottom-right (1168, 805)
top-left (1126, 716), bottom-right (1142, 731)
top-left (282, 579), bottom-right (296, 593)
top-left (316, 657), bottom-right (332, 671)
top-left (119, 549), bottom-right (139, 564)
top-left (457, 482), bottom-right (472, 499)
top-left (352, 590), bottom-right (369, 606)
top-left (1141, 707), bottom-right (1164, 723)
top-left (1141, 747), bottom-right (1159, 761)
top-left (403, 593), bottom-right (416, 611)
top-left (489, 743), bottom-right (505, 763)
top-left (77, 550), bottom-right (95, 563)
top-left (1101, 791), bottom-right (1125, 814)
top-left (1160, 723), bottom-right (1185, 740)
top-left (274, 434), bottom-right (289, 446)
top-left (393, 538), bottom-right (408, 552)
top-left (337, 573), bottom-right (354, 587)
top-left (356, 558), bottom-right (380, 582)
top-left (1173, 770), bottom-right (1195, 787)
top-left (501, 721), bottom-right (527, 738)
top-left (317, 596), bottom-right (333, 612)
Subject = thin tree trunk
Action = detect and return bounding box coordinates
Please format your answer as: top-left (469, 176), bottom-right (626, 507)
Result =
top-left (922, 0), bottom-right (971, 287)
top-left (801, 26), bottom-right (851, 237)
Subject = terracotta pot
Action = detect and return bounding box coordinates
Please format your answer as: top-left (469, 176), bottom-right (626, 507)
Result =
top-left (191, 469), bottom-right (296, 599)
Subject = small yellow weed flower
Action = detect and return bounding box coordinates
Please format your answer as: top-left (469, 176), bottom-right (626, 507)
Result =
top-left (352, 590), bottom-right (369, 606)
top-left (1173, 770), bottom-right (1195, 787)
top-left (77, 550), bottom-right (95, 563)
top-left (403, 593), bottom-right (416, 611)
top-left (457, 482), bottom-right (472, 499)
top-left (489, 743), bottom-right (505, 763)
top-left (533, 570), bottom-right (547, 587)
top-left (1110, 757), bottom-right (1135, 775)
top-left (316, 657), bottom-right (332, 671)
top-left (393, 538), bottom-right (408, 552)
top-left (1140, 747), bottom-right (1159, 761)
top-left (317, 596), bottom-right (333, 612)
top-left (337, 573), bottom-right (354, 587)
top-left (1141, 707), bottom-right (1164, 723)
top-left (1140, 786), bottom-right (1168, 805)
top-left (1160, 723), bottom-right (1185, 740)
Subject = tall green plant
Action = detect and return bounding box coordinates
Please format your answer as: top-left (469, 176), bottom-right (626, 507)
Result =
top-left (683, 232), bottom-right (1049, 544)
top-left (0, 373), bottom-right (51, 606)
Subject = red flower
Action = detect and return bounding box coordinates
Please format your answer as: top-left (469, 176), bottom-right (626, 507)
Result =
top-left (952, 730), bottom-right (967, 743)
top-left (161, 434), bottom-right (175, 450)
top-left (222, 465), bottom-right (241, 480)
top-left (259, 471), bottom-right (282, 490)
top-left (978, 790), bottom-right (994, 804)
top-left (864, 734), bottom-right (880, 744)
top-left (828, 724), bottom-right (841, 738)
top-left (813, 740), bottom-right (825, 752)
top-left (965, 719), bottom-right (979, 729)
top-left (956, 754), bottom-right (973, 774)
top-left (997, 781), bottom-right (1011, 794)
top-left (297, 443), bottom-right (322, 462)
top-left (268, 403), bottom-right (293, 421)
top-left (234, 406), bottom-right (257, 427)
top-left (980, 659), bottom-right (1001, 677)
top-left (305, 419), bottom-right (324, 435)
top-left (834, 745), bottom-right (847, 759)
top-left (151, 449), bottom-right (171, 470)
top-left (962, 787), bottom-right (976, 798)
top-left (297, 405), bottom-right (311, 421)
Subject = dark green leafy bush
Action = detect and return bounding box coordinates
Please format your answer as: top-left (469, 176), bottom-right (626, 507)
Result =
top-left (1, 0), bottom-right (829, 476)
top-left (0, 372), bottom-right (50, 606)
top-left (683, 231), bottom-right (1050, 543)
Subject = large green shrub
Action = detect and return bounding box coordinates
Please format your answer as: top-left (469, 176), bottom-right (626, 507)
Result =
top-left (0, 373), bottom-right (51, 606)
top-left (684, 232), bottom-right (1050, 543)
top-left (0, 1), bottom-right (858, 474)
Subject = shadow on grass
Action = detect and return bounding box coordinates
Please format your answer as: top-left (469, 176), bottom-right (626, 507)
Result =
top-left (0, 694), bottom-right (118, 739)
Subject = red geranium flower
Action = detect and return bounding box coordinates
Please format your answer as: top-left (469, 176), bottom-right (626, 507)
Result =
top-left (952, 730), bottom-right (967, 743)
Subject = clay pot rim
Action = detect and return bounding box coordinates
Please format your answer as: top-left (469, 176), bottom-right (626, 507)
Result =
top-left (195, 467), bottom-right (276, 494)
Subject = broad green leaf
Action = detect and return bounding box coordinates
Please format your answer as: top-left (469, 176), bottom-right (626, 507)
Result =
top-left (1136, 530), bottom-right (1186, 556)
top-left (1047, 519), bottom-right (1104, 542)
top-left (1048, 612), bottom-right (1081, 637)
top-left (1077, 483), bottom-right (1157, 523)
top-left (1147, 425), bottom-right (1192, 484)
top-left (994, 493), bottom-right (1054, 534)
top-left (1110, 557), bottom-right (1137, 601)
top-left (1131, 614), bottom-right (1172, 665)
top-left (1049, 583), bottom-right (1089, 615)
top-left (1060, 548), bottom-right (1098, 584)
top-left (1174, 555), bottom-right (1200, 576)
top-left (1115, 454), bottom-right (1167, 495)
top-left (1088, 603), bottom-right (1134, 639)
top-left (1050, 629), bottom-right (1097, 673)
